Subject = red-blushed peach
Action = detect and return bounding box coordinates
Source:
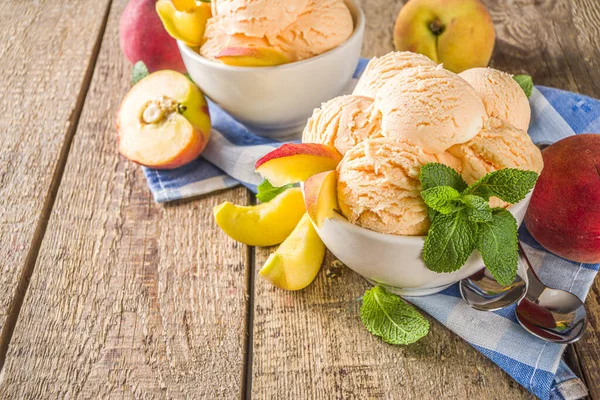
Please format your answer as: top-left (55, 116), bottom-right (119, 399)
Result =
top-left (216, 47), bottom-right (290, 67)
top-left (259, 213), bottom-right (325, 290)
top-left (393, 0), bottom-right (495, 73)
top-left (116, 70), bottom-right (211, 169)
top-left (525, 134), bottom-right (600, 263)
top-left (119, 0), bottom-right (185, 73)
top-left (303, 170), bottom-right (338, 227)
top-left (255, 143), bottom-right (343, 186)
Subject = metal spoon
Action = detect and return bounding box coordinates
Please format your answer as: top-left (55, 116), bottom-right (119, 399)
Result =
top-left (459, 248), bottom-right (528, 311)
top-left (515, 249), bottom-right (587, 344)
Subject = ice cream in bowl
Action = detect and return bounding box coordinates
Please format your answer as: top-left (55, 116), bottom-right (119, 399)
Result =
top-left (168, 0), bottom-right (365, 135)
top-left (298, 52), bottom-right (544, 296)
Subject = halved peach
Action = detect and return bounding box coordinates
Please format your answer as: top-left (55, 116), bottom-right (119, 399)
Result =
top-left (303, 170), bottom-right (338, 227)
top-left (259, 213), bottom-right (325, 290)
top-left (255, 143), bottom-right (343, 186)
top-left (216, 47), bottom-right (290, 67)
top-left (213, 187), bottom-right (305, 247)
top-left (156, 0), bottom-right (212, 47)
top-left (117, 70), bottom-right (211, 169)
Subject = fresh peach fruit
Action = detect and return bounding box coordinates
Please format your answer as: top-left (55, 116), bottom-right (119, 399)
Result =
top-left (259, 213), bottom-right (326, 290)
top-left (213, 188), bottom-right (305, 247)
top-left (120, 0), bottom-right (186, 72)
top-left (156, 0), bottom-right (211, 47)
top-left (393, 0), bottom-right (495, 73)
top-left (303, 170), bottom-right (338, 227)
top-left (116, 70), bottom-right (211, 169)
top-left (216, 47), bottom-right (290, 67)
top-left (525, 134), bottom-right (600, 263)
top-left (255, 143), bottom-right (343, 186)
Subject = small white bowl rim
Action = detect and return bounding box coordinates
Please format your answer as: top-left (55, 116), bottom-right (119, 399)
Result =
top-left (316, 194), bottom-right (531, 245)
top-left (177, 0), bottom-right (365, 73)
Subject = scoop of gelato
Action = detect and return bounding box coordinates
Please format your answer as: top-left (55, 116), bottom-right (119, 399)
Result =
top-left (459, 68), bottom-right (531, 131)
top-left (337, 138), bottom-right (460, 236)
top-left (374, 66), bottom-right (488, 153)
top-left (353, 51), bottom-right (437, 98)
top-left (302, 95), bottom-right (382, 155)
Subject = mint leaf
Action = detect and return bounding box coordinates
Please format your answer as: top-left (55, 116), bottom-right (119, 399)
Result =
top-left (360, 285), bottom-right (429, 345)
top-left (514, 74), bottom-right (533, 98)
top-left (478, 208), bottom-right (518, 286)
top-left (256, 179), bottom-right (294, 203)
top-left (465, 168), bottom-right (538, 203)
top-left (421, 186), bottom-right (462, 214)
top-left (132, 61), bottom-right (149, 85)
top-left (423, 209), bottom-right (478, 273)
top-left (461, 195), bottom-right (492, 223)
top-left (420, 163), bottom-right (468, 192)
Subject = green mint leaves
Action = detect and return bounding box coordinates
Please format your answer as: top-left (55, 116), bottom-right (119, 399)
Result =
top-left (514, 74), bottom-right (533, 98)
top-left (360, 285), bottom-right (429, 345)
top-left (256, 179), bottom-right (294, 203)
top-left (132, 61), bottom-right (149, 85)
top-left (419, 164), bottom-right (538, 286)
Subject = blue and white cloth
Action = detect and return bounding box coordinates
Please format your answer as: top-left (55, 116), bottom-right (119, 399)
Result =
top-left (144, 59), bottom-right (600, 400)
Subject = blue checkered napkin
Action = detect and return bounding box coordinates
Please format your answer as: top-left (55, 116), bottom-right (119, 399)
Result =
top-left (144, 59), bottom-right (600, 399)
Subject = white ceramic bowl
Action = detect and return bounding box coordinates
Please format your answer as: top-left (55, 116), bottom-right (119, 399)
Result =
top-left (310, 195), bottom-right (532, 296)
top-left (178, 0), bottom-right (365, 137)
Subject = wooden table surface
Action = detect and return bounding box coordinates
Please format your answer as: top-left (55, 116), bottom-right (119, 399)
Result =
top-left (1, 0), bottom-right (599, 398)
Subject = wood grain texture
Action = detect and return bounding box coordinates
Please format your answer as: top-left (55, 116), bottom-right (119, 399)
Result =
top-left (0, 0), bottom-right (111, 352)
top-left (0, 0), bottom-right (249, 398)
top-left (251, 0), bottom-right (600, 399)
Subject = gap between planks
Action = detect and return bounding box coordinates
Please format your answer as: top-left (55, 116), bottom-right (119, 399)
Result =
top-left (242, 191), bottom-right (257, 399)
top-left (0, 0), bottom-right (114, 372)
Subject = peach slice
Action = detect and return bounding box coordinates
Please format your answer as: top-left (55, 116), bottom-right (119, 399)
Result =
top-left (213, 187), bottom-right (305, 247)
top-left (259, 213), bottom-right (325, 290)
top-left (216, 47), bottom-right (290, 67)
top-left (117, 70), bottom-right (211, 169)
top-left (156, 0), bottom-right (212, 47)
top-left (255, 143), bottom-right (343, 187)
top-left (303, 170), bottom-right (338, 227)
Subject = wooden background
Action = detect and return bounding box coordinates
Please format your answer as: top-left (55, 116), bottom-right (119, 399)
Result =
top-left (0, 0), bottom-right (599, 398)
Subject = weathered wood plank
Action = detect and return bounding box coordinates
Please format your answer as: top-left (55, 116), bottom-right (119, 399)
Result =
top-left (251, 0), bottom-right (600, 398)
top-left (0, 0), bottom-right (250, 398)
top-left (0, 0), bottom-right (112, 360)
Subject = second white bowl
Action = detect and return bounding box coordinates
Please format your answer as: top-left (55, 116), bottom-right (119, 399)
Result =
top-left (310, 195), bottom-right (532, 296)
top-left (178, 0), bottom-right (365, 137)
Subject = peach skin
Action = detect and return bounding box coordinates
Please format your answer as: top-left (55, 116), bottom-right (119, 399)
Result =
top-left (116, 70), bottom-right (211, 169)
top-left (213, 187), bottom-right (305, 247)
top-left (255, 143), bottom-right (343, 186)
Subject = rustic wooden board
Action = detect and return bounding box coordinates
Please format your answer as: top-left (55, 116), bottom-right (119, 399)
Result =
top-left (0, 0), bottom-right (250, 398)
top-left (0, 0), bottom-right (112, 362)
top-left (250, 0), bottom-right (600, 399)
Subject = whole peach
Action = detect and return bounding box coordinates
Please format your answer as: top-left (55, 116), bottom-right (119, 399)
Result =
top-left (525, 134), bottom-right (600, 263)
top-left (119, 0), bottom-right (186, 73)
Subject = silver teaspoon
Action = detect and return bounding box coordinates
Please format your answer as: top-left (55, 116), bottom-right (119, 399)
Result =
top-left (459, 248), bottom-right (528, 311)
top-left (515, 247), bottom-right (587, 344)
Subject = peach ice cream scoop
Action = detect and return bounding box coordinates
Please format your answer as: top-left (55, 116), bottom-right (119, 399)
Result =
top-left (336, 138), bottom-right (460, 236)
top-left (353, 51), bottom-right (437, 98)
top-left (449, 117), bottom-right (543, 185)
top-left (374, 66), bottom-right (487, 153)
top-left (302, 95), bottom-right (382, 155)
top-left (459, 67), bottom-right (531, 131)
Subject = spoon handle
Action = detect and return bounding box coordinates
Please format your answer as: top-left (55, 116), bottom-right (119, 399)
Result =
top-left (518, 244), bottom-right (546, 299)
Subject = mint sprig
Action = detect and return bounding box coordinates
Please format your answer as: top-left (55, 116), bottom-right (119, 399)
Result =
top-left (256, 179), bottom-right (294, 203)
top-left (132, 61), bottom-right (149, 85)
top-left (420, 163), bottom-right (539, 285)
top-left (514, 74), bottom-right (533, 98)
top-left (360, 285), bottom-right (429, 345)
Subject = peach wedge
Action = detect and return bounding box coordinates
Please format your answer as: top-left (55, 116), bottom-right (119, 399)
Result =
top-left (117, 70), bottom-right (211, 169)
top-left (303, 170), bottom-right (338, 227)
top-left (255, 143), bottom-right (343, 186)
top-left (156, 0), bottom-right (212, 47)
top-left (259, 213), bottom-right (326, 291)
top-left (213, 187), bottom-right (305, 247)
top-left (216, 47), bottom-right (289, 67)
